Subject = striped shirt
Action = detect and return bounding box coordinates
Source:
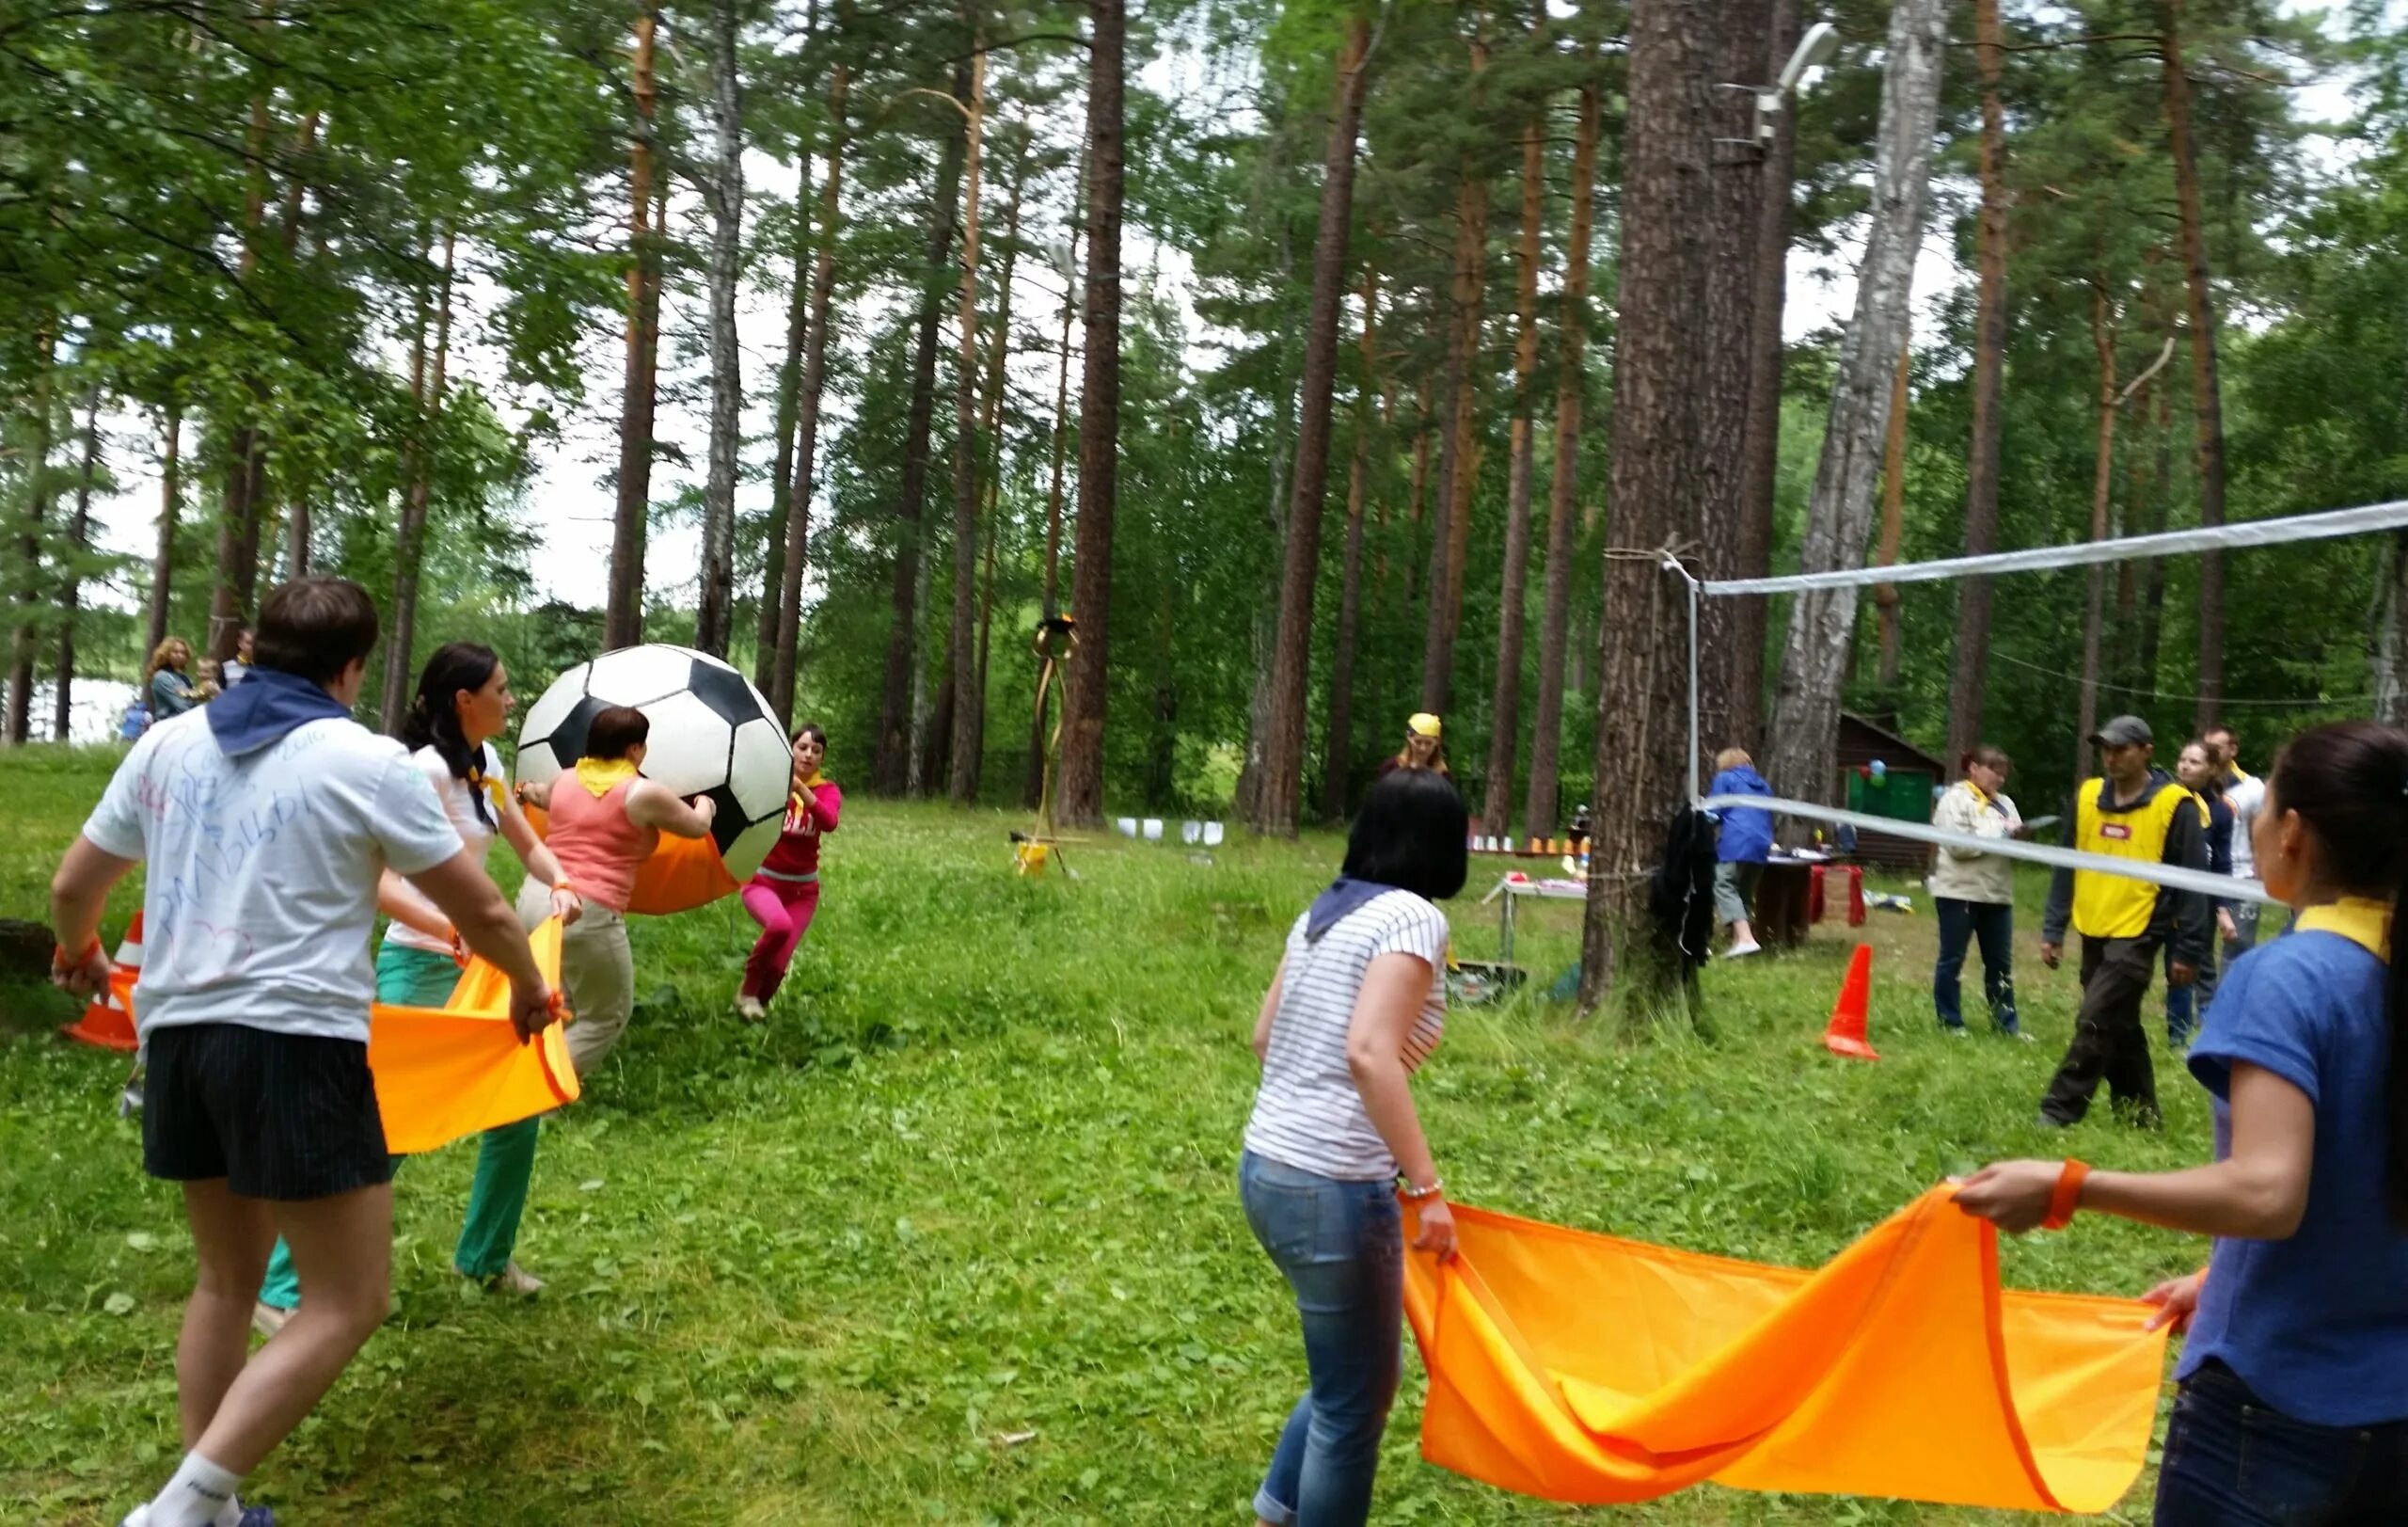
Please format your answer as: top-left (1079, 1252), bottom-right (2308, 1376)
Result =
top-left (1244, 889), bottom-right (1449, 1182)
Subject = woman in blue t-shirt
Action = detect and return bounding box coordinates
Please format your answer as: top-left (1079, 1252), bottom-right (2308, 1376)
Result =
top-left (1955, 720), bottom-right (2408, 1524)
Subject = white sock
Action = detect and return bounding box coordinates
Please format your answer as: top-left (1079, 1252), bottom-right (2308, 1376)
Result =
top-left (146, 1453), bottom-right (242, 1527)
top-left (215, 1497), bottom-right (247, 1527)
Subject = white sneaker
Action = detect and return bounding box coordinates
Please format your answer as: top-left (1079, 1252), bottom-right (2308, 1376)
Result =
top-left (468, 1262), bottom-right (545, 1297)
top-left (251, 1300), bottom-right (292, 1338)
top-left (734, 994), bottom-right (766, 1023)
top-left (1723, 941), bottom-right (1763, 959)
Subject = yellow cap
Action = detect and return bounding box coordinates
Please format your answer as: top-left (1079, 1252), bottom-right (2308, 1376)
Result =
top-left (1407, 712), bottom-right (1443, 740)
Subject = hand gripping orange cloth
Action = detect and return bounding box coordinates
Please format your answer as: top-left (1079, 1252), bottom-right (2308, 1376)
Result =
top-left (366, 917), bottom-right (580, 1155)
top-left (1402, 1186), bottom-right (2167, 1514)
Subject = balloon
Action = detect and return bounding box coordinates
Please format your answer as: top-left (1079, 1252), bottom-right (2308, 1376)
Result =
top-left (1870, 758), bottom-right (1888, 783)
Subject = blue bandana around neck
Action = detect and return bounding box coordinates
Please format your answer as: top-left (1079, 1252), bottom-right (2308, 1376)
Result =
top-left (206, 666), bottom-right (353, 757)
top-left (1306, 875), bottom-right (1392, 943)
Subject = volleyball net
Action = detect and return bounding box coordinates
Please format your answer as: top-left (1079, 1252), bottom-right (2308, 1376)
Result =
top-left (1675, 498), bottom-right (2408, 908)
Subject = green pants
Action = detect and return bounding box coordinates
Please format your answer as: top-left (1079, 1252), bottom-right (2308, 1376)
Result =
top-left (257, 944), bottom-right (543, 1309)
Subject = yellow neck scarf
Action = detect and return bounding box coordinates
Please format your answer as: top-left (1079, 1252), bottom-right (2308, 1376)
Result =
top-left (2293, 897), bottom-right (2392, 962)
top-left (574, 757), bottom-right (641, 798)
top-left (1960, 778), bottom-right (1990, 809)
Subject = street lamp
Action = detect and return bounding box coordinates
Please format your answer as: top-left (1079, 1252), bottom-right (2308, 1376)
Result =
top-left (1751, 22), bottom-right (1839, 143)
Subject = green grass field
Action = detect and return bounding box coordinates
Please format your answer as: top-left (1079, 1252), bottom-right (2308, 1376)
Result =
top-left (0, 746), bottom-right (2224, 1524)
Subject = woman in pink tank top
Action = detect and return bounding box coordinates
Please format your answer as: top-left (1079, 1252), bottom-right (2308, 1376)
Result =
top-left (515, 705), bottom-right (716, 1079)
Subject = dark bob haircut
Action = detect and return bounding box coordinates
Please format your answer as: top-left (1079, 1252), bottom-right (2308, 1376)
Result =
top-left (1341, 767), bottom-right (1469, 902)
top-left (583, 704), bottom-right (652, 761)
top-left (255, 577), bottom-right (379, 684)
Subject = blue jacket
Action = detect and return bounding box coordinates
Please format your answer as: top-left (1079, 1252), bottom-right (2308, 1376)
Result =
top-left (1710, 765), bottom-right (1774, 864)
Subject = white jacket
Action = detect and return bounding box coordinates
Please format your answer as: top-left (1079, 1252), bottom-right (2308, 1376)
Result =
top-left (1928, 780), bottom-right (2020, 905)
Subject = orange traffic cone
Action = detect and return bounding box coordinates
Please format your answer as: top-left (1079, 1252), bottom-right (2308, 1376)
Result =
top-left (1821, 942), bottom-right (1879, 1061)
top-left (62, 913), bottom-right (142, 1053)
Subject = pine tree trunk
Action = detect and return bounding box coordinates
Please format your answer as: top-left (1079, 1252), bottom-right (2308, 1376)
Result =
top-left (284, 494), bottom-right (310, 580)
top-left (752, 4), bottom-right (821, 692)
top-left (874, 68), bottom-right (970, 794)
top-left (756, 156), bottom-right (814, 692)
top-left (2075, 280), bottom-right (2119, 787)
top-left (52, 383), bottom-right (103, 740)
top-left (148, 399), bottom-right (181, 656)
top-left (1055, 0), bottom-right (1125, 831)
top-left (1233, 369), bottom-right (1295, 826)
top-left (1524, 72), bottom-right (1600, 838)
top-left (2160, 0), bottom-right (2230, 730)
top-left (693, 0), bottom-right (746, 657)
top-left (5, 376), bottom-right (43, 735)
top-left (382, 228), bottom-right (456, 730)
top-left (1763, 0), bottom-right (1947, 815)
top-left (2135, 379), bottom-right (2172, 689)
top-left (605, 7), bottom-right (663, 652)
top-left (1579, 0), bottom-right (1716, 1017)
top-left (7, 328), bottom-right (57, 745)
top-left (968, 139), bottom-right (1026, 806)
top-left (1943, 0), bottom-right (2010, 763)
top-left (1419, 108), bottom-right (1491, 718)
top-left (1730, 0), bottom-right (1800, 752)
top-left (1255, 10), bottom-right (1372, 838)
top-left (1023, 156), bottom-right (1084, 811)
top-left (944, 40), bottom-right (990, 806)
top-left (1694, 0), bottom-right (1772, 756)
top-left (2375, 534), bottom-right (2408, 727)
top-left (770, 38), bottom-right (850, 725)
top-left (1873, 335), bottom-right (1910, 690)
top-left (1481, 99), bottom-right (1548, 838)
top-left (1398, 382), bottom-right (1433, 613)
top-left (1322, 264), bottom-right (1381, 823)
top-left (210, 39), bottom-right (275, 665)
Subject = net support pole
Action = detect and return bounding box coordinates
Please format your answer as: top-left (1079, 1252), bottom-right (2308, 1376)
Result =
top-left (1683, 560), bottom-right (1701, 805)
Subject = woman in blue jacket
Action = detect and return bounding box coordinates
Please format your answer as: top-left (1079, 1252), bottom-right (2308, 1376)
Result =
top-left (1709, 747), bottom-right (1774, 957)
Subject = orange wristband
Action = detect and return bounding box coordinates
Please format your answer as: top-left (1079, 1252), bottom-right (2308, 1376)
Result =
top-left (2041, 1158), bottom-right (2090, 1231)
top-left (51, 937), bottom-right (103, 974)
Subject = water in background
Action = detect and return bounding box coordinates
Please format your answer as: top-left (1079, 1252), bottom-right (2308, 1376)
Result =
top-left (18, 679), bottom-right (138, 746)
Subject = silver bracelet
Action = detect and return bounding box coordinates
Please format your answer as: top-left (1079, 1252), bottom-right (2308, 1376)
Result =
top-left (1399, 1177), bottom-right (1444, 1201)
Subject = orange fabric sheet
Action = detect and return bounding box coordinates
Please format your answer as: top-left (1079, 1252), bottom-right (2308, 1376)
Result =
top-left (367, 917), bottom-right (579, 1155)
top-left (520, 802), bottom-right (737, 915)
top-left (101, 922), bottom-right (579, 1157)
top-left (1403, 1186), bottom-right (2167, 1515)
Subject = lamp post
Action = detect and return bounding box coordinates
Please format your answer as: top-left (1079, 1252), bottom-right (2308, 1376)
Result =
top-left (1719, 20), bottom-right (1839, 151)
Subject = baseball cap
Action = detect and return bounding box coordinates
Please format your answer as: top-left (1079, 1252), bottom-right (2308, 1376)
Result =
top-left (2089, 715), bottom-right (2152, 747)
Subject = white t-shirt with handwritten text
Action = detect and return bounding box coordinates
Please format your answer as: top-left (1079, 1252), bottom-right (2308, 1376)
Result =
top-left (82, 708), bottom-right (464, 1043)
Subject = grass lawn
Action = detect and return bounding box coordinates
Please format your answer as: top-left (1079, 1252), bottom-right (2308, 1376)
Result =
top-left (0, 744), bottom-right (2227, 1524)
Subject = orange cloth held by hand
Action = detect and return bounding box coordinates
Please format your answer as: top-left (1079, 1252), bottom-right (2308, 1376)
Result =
top-left (520, 800), bottom-right (737, 915)
top-left (1402, 1185), bottom-right (2167, 1514)
top-left (367, 917), bottom-right (579, 1155)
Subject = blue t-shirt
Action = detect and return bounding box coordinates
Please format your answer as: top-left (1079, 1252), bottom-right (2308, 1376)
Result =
top-left (2178, 909), bottom-right (2408, 1425)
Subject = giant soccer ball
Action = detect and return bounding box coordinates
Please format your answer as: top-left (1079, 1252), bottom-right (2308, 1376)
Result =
top-left (515, 644), bottom-right (792, 883)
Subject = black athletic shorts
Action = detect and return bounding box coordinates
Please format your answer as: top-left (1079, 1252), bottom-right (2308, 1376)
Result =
top-left (142, 1023), bottom-right (393, 1201)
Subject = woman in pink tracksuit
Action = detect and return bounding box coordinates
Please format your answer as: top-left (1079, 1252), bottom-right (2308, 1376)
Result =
top-left (735, 724), bottom-right (838, 1021)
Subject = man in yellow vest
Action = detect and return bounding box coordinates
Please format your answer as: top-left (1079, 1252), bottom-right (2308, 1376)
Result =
top-left (2036, 714), bottom-right (2210, 1128)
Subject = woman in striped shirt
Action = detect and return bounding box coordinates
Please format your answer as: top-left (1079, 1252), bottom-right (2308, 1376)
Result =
top-left (1241, 767), bottom-right (1467, 1527)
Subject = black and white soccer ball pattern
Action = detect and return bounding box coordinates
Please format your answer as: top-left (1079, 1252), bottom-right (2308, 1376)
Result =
top-left (515, 644), bottom-right (792, 881)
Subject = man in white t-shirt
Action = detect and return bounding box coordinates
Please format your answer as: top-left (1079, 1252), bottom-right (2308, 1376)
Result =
top-left (2204, 725), bottom-right (2265, 962)
top-left (48, 578), bottom-right (553, 1527)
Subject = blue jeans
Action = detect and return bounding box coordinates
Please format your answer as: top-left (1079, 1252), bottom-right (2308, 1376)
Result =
top-left (2155, 1361), bottom-right (2408, 1524)
top-left (1239, 1152), bottom-right (1403, 1527)
top-left (1933, 899), bottom-right (2018, 1033)
top-left (2166, 936), bottom-right (2223, 1047)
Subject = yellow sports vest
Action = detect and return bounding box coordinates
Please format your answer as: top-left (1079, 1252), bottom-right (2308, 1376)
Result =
top-left (2068, 777), bottom-right (2198, 939)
